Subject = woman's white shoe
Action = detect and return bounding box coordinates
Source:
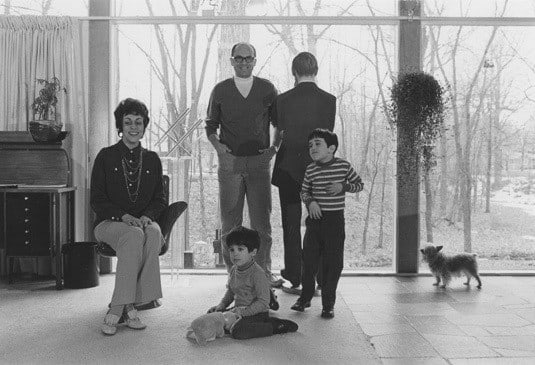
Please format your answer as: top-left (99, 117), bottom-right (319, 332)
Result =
top-left (101, 313), bottom-right (120, 335)
top-left (125, 309), bottom-right (147, 330)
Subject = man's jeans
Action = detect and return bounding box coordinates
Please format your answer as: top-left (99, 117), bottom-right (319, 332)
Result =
top-left (218, 152), bottom-right (273, 273)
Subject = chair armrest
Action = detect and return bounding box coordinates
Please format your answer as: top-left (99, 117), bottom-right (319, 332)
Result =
top-left (157, 201), bottom-right (188, 255)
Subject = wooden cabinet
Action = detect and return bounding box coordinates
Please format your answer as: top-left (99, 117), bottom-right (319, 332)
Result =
top-left (0, 133), bottom-right (74, 289)
top-left (4, 193), bottom-right (50, 256)
top-left (0, 187), bottom-right (75, 289)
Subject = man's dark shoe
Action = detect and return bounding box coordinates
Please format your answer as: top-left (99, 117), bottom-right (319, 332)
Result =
top-left (321, 307), bottom-right (334, 319)
top-left (134, 299), bottom-right (162, 311)
top-left (271, 318), bottom-right (298, 334)
top-left (290, 299), bottom-right (311, 312)
top-left (269, 289), bottom-right (280, 311)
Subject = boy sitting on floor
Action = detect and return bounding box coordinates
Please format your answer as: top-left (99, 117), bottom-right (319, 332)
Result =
top-left (207, 226), bottom-right (298, 339)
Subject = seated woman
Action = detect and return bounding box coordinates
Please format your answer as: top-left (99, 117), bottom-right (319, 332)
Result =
top-left (90, 98), bottom-right (167, 336)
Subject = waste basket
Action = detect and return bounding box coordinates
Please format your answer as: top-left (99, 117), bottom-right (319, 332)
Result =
top-left (62, 242), bottom-right (99, 289)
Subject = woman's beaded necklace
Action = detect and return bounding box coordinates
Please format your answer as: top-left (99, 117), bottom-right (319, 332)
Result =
top-left (121, 147), bottom-right (143, 203)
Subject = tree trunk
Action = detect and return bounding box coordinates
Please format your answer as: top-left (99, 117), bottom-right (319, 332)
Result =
top-left (485, 113), bottom-right (492, 213)
top-left (377, 151), bottom-right (389, 249)
top-left (218, 0), bottom-right (250, 80)
top-left (362, 158), bottom-right (379, 255)
top-left (196, 128), bottom-right (207, 240)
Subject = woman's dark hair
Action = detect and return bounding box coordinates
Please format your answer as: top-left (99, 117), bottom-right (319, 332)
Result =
top-left (226, 226), bottom-right (260, 252)
top-left (308, 128), bottom-right (338, 153)
top-left (292, 52), bottom-right (318, 77)
top-left (114, 98), bottom-right (150, 134)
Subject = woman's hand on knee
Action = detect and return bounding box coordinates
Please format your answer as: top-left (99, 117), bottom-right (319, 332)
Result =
top-left (140, 215), bottom-right (152, 229)
top-left (121, 213), bottom-right (143, 228)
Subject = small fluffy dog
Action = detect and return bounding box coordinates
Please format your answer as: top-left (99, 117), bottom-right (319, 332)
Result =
top-left (420, 245), bottom-right (482, 289)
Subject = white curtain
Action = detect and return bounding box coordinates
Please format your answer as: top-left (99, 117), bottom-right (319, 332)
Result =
top-left (0, 15), bottom-right (89, 241)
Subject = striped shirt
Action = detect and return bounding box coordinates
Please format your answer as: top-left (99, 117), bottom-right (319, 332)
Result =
top-left (301, 157), bottom-right (364, 211)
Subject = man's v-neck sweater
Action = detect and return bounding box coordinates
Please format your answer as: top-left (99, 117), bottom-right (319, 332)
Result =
top-left (205, 76), bottom-right (277, 156)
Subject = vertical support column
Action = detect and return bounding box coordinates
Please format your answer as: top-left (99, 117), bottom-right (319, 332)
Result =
top-left (89, 0), bottom-right (113, 274)
top-left (396, 0), bottom-right (421, 273)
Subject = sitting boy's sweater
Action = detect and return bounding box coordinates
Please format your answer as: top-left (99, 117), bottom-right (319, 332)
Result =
top-left (218, 260), bottom-right (270, 317)
top-left (301, 157), bottom-right (363, 211)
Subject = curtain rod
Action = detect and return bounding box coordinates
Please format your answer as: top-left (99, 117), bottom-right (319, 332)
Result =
top-left (77, 15), bottom-right (535, 26)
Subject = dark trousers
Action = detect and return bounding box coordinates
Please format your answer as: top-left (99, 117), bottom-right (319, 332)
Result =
top-left (301, 211), bottom-right (345, 309)
top-left (278, 183), bottom-right (303, 287)
top-left (230, 312), bottom-right (276, 340)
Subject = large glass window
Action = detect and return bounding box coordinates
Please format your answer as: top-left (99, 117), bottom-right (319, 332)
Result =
top-left (0, 0), bottom-right (88, 16)
top-left (114, 20), bottom-right (397, 271)
top-left (423, 0), bottom-right (535, 17)
top-left (421, 24), bottom-right (535, 270)
top-left (114, 0), bottom-right (396, 17)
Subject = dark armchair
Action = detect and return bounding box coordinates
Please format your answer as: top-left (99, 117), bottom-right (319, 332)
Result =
top-left (96, 175), bottom-right (187, 257)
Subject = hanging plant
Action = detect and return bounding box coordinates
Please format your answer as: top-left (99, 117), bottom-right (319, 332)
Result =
top-left (386, 71), bottom-right (445, 171)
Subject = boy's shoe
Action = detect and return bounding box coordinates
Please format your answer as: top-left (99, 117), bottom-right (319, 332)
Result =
top-left (269, 289), bottom-right (280, 311)
top-left (321, 307), bottom-right (335, 319)
top-left (281, 285), bottom-right (302, 295)
top-left (268, 273), bottom-right (284, 288)
top-left (134, 299), bottom-right (162, 311)
top-left (124, 309), bottom-right (147, 330)
top-left (290, 299), bottom-right (311, 312)
top-left (280, 269), bottom-right (299, 288)
top-left (271, 318), bottom-right (298, 334)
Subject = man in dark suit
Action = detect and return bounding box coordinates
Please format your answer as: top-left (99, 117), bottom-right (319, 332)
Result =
top-left (271, 52), bottom-right (336, 294)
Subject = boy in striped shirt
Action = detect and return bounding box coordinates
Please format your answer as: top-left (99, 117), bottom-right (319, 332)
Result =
top-left (290, 129), bottom-right (363, 319)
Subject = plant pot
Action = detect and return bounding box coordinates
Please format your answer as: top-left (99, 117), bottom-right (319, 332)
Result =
top-left (29, 120), bottom-right (63, 143)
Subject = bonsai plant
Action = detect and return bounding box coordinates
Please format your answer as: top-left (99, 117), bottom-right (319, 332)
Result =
top-left (29, 77), bottom-right (67, 142)
top-left (386, 71), bottom-right (446, 243)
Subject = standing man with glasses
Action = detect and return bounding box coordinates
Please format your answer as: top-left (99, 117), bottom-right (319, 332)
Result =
top-left (205, 42), bottom-right (283, 287)
top-left (271, 52), bottom-right (337, 294)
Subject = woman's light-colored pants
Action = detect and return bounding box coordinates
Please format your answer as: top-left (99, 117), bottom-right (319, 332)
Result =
top-left (94, 221), bottom-right (163, 306)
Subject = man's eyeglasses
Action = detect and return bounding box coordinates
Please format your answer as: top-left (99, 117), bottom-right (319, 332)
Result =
top-left (232, 56), bottom-right (255, 63)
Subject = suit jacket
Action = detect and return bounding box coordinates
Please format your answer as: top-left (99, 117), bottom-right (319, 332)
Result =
top-left (271, 82), bottom-right (336, 190)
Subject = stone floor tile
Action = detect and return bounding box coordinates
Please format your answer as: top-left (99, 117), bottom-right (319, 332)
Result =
top-left (448, 302), bottom-right (507, 314)
top-left (359, 322), bottom-right (416, 336)
top-left (445, 313), bottom-right (531, 327)
top-left (389, 292), bottom-right (457, 304)
top-left (503, 303), bottom-right (535, 310)
top-left (344, 295), bottom-right (397, 305)
top-left (381, 357), bottom-right (449, 365)
top-left (493, 348), bottom-right (535, 357)
top-left (389, 302), bottom-right (456, 316)
top-left (458, 325), bottom-right (493, 337)
top-left (484, 324), bottom-right (535, 335)
top-left (370, 333), bottom-right (439, 358)
top-left (445, 290), bottom-right (493, 303)
top-left (422, 334), bottom-right (499, 358)
top-left (477, 335), bottom-right (535, 352)
top-left (413, 322), bottom-right (466, 336)
top-left (514, 308), bottom-right (535, 323)
top-left (351, 311), bottom-right (409, 324)
top-left (449, 358), bottom-right (535, 365)
top-left (404, 315), bottom-right (453, 326)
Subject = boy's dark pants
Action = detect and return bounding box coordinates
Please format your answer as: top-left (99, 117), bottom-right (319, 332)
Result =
top-left (230, 312), bottom-right (276, 340)
top-left (301, 211), bottom-right (345, 309)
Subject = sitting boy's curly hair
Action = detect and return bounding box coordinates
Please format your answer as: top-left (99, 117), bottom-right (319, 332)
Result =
top-left (226, 226), bottom-right (260, 253)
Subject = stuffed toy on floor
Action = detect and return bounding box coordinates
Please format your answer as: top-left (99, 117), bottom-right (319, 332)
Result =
top-left (186, 311), bottom-right (240, 345)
